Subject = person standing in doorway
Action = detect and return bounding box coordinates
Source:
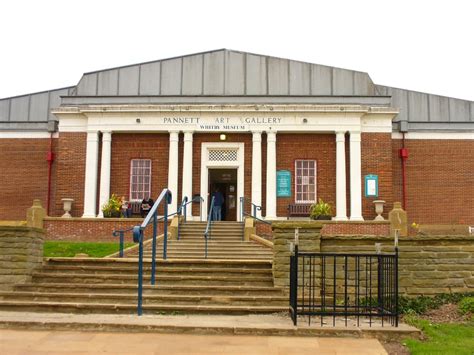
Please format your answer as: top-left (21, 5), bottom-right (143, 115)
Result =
top-left (212, 188), bottom-right (224, 221)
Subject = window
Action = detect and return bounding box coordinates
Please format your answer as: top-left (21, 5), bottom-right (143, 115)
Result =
top-left (295, 160), bottom-right (317, 203)
top-left (130, 159), bottom-right (151, 201)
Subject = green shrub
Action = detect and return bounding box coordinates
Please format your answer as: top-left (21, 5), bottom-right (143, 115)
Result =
top-left (310, 198), bottom-right (332, 219)
top-left (399, 293), bottom-right (474, 314)
top-left (459, 297), bottom-right (474, 315)
top-left (102, 194), bottom-right (123, 217)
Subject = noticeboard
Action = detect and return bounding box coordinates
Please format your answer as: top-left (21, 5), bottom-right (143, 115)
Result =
top-left (277, 170), bottom-right (291, 197)
top-left (364, 174), bottom-right (379, 197)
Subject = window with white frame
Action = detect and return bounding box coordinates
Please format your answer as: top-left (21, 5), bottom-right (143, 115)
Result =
top-left (130, 159), bottom-right (152, 201)
top-left (295, 160), bottom-right (317, 203)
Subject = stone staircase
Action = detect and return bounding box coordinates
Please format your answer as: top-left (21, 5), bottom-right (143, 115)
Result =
top-left (0, 221), bottom-right (285, 315)
top-left (130, 221), bottom-right (273, 260)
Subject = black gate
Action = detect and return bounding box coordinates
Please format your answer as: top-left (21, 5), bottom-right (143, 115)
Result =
top-left (289, 248), bottom-right (398, 327)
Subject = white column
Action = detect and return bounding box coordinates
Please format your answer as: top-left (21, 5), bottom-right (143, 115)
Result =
top-left (251, 131), bottom-right (262, 218)
top-left (83, 131), bottom-right (99, 218)
top-left (349, 131), bottom-right (364, 221)
top-left (182, 131), bottom-right (193, 218)
top-left (334, 131), bottom-right (348, 221)
top-left (265, 131), bottom-right (277, 219)
top-left (98, 131), bottom-right (112, 217)
top-left (168, 131), bottom-right (179, 214)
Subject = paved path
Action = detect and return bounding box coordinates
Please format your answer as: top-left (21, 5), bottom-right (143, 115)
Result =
top-left (0, 329), bottom-right (388, 354)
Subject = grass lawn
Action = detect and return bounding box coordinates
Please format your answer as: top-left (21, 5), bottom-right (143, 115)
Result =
top-left (404, 318), bottom-right (474, 355)
top-left (44, 241), bottom-right (135, 258)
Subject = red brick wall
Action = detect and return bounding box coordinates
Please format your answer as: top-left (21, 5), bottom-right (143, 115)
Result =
top-left (53, 133), bottom-right (87, 217)
top-left (0, 138), bottom-right (54, 220)
top-left (361, 133), bottom-right (393, 219)
top-left (191, 133), bottom-right (253, 215)
top-left (275, 133), bottom-right (336, 217)
top-left (110, 133), bottom-right (169, 215)
top-left (321, 222), bottom-right (390, 236)
top-left (392, 138), bottom-right (474, 225)
top-left (44, 218), bottom-right (165, 242)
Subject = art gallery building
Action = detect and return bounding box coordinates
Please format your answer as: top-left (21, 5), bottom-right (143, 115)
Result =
top-left (1, 49), bottom-right (473, 227)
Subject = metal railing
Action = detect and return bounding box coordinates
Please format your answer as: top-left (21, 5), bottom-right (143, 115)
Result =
top-left (177, 195), bottom-right (204, 240)
top-left (204, 196), bottom-right (215, 259)
top-left (112, 227), bottom-right (134, 257)
top-left (132, 188), bottom-right (172, 316)
top-left (239, 197), bottom-right (271, 240)
top-left (289, 245), bottom-right (399, 327)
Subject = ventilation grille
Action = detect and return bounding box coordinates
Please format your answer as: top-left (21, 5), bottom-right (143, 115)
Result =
top-left (208, 149), bottom-right (238, 162)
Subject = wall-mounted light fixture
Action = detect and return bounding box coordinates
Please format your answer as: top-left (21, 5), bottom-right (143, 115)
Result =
top-left (303, 118), bottom-right (308, 124)
top-left (220, 134), bottom-right (227, 141)
top-left (136, 118), bottom-right (141, 123)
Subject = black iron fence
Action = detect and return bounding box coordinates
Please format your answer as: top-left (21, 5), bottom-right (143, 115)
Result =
top-left (289, 248), bottom-right (398, 327)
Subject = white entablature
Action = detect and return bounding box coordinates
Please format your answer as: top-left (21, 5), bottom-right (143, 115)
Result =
top-left (54, 104), bottom-right (398, 134)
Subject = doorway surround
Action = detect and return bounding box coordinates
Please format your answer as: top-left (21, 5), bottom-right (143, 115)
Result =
top-left (200, 142), bottom-right (244, 221)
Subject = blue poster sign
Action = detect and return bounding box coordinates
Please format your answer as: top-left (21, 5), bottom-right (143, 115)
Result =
top-left (364, 174), bottom-right (379, 197)
top-left (277, 170), bottom-right (291, 197)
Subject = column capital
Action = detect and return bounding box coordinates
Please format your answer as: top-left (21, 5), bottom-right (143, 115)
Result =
top-left (266, 130), bottom-right (277, 142)
top-left (169, 131), bottom-right (179, 141)
top-left (349, 131), bottom-right (361, 142)
top-left (101, 131), bottom-right (112, 142)
top-left (252, 131), bottom-right (262, 142)
top-left (183, 131), bottom-right (194, 141)
top-left (335, 131), bottom-right (346, 141)
top-left (86, 130), bottom-right (99, 142)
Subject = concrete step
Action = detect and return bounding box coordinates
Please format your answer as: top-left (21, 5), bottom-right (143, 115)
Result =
top-left (151, 247), bottom-right (272, 253)
top-left (31, 273), bottom-right (274, 286)
top-left (140, 254), bottom-right (272, 260)
top-left (45, 258), bottom-right (273, 269)
top-left (14, 283), bottom-right (286, 296)
top-left (0, 291), bottom-right (288, 306)
top-left (40, 265), bottom-right (273, 276)
top-left (0, 301), bottom-right (287, 315)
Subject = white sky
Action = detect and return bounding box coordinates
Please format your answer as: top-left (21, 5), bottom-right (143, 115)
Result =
top-left (1, 0), bottom-right (473, 101)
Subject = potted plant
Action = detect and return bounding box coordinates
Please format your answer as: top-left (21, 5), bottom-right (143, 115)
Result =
top-left (102, 194), bottom-right (123, 218)
top-left (310, 198), bottom-right (333, 220)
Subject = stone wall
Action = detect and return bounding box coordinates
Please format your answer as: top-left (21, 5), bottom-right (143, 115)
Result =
top-left (273, 221), bottom-right (474, 296)
top-left (272, 222), bottom-right (322, 288)
top-left (0, 226), bottom-right (44, 291)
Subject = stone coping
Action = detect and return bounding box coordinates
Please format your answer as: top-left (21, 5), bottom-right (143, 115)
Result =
top-left (0, 225), bottom-right (44, 234)
top-left (44, 217), bottom-right (144, 222)
top-left (0, 221), bottom-right (27, 226)
top-left (272, 220), bottom-right (389, 229)
top-left (0, 311), bottom-right (421, 342)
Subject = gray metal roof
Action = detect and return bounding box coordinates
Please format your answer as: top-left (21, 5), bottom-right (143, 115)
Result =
top-left (72, 49), bottom-right (375, 97)
top-left (1, 49), bottom-right (473, 132)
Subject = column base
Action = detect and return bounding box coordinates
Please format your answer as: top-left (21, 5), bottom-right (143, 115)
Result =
top-left (333, 216), bottom-right (348, 221)
top-left (82, 214), bottom-right (97, 218)
top-left (350, 216), bottom-right (364, 221)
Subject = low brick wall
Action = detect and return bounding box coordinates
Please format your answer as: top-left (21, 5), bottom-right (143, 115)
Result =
top-left (0, 226), bottom-right (44, 291)
top-left (44, 217), bottom-right (164, 242)
top-left (273, 221), bottom-right (474, 296)
top-left (321, 221), bottom-right (390, 236)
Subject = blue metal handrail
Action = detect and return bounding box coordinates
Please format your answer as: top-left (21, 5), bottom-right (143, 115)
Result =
top-left (176, 196), bottom-right (188, 240)
top-left (132, 188), bottom-right (172, 316)
top-left (239, 197), bottom-right (271, 241)
top-left (112, 227), bottom-right (134, 257)
top-left (204, 196), bottom-right (215, 259)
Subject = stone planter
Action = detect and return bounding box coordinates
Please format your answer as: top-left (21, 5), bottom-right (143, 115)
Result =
top-left (61, 198), bottom-right (74, 218)
top-left (373, 200), bottom-right (386, 221)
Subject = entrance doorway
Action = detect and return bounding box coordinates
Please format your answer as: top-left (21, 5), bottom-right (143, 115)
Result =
top-left (208, 169), bottom-right (238, 221)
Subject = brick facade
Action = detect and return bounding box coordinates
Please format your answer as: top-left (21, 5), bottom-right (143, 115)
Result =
top-left (110, 133), bottom-right (169, 215)
top-left (274, 133), bottom-right (336, 217)
top-left (392, 138), bottom-right (474, 225)
top-left (2, 132), bottom-right (473, 226)
top-left (361, 133), bottom-right (393, 219)
top-left (0, 138), bottom-right (54, 220)
top-left (53, 132), bottom-right (87, 217)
